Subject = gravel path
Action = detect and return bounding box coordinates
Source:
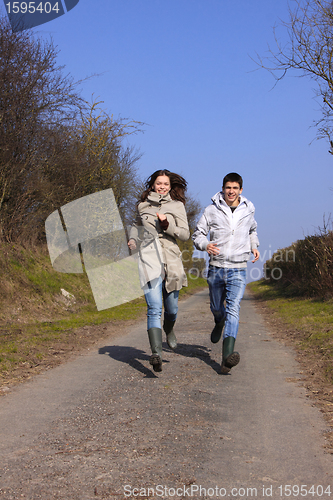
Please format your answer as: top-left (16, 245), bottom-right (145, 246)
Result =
top-left (0, 289), bottom-right (332, 499)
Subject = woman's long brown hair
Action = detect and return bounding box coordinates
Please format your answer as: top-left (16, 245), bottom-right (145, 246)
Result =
top-left (140, 169), bottom-right (187, 204)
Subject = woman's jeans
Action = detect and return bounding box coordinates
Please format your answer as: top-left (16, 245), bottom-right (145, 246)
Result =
top-left (143, 277), bottom-right (179, 330)
top-left (207, 266), bottom-right (247, 339)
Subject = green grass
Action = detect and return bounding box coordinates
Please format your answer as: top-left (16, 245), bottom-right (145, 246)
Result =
top-left (180, 274), bottom-right (207, 297)
top-left (248, 279), bottom-right (333, 383)
top-left (0, 241), bottom-right (208, 384)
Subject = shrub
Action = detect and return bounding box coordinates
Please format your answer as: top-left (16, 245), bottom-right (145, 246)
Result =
top-left (264, 224), bottom-right (333, 299)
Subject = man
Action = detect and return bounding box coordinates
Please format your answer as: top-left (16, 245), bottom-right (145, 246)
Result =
top-left (192, 172), bottom-right (259, 373)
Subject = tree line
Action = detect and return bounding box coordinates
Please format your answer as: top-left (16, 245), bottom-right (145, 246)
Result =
top-left (0, 13), bottom-right (203, 264)
top-left (0, 15), bottom-right (147, 243)
top-left (264, 219), bottom-right (333, 298)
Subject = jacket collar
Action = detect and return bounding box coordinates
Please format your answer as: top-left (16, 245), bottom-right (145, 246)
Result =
top-left (147, 191), bottom-right (172, 204)
top-left (211, 191), bottom-right (248, 210)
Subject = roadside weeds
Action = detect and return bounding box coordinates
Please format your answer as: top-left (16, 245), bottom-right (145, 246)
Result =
top-left (0, 278), bottom-right (207, 393)
top-left (248, 280), bottom-right (333, 453)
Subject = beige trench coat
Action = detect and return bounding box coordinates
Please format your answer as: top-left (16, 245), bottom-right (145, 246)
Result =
top-left (129, 191), bottom-right (190, 293)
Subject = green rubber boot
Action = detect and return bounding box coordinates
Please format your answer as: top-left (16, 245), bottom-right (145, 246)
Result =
top-left (148, 327), bottom-right (163, 372)
top-left (210, 317), bottom-right (225, 344)
top-left (163, 317), bottom-right (177, 350)
top-left (221, 336), bottom-right (240, 374)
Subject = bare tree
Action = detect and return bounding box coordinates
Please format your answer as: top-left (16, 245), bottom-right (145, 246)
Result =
top-left (19, 101), bottom-right (144, 242)
top-left (63, 101), bottom-right (143, 225)
top-left (0, 15), bottom-right (144, 242)
top-left (0, 15), bottom-right (85, 240)
top-left (256, 0), bottom-right (333, 151)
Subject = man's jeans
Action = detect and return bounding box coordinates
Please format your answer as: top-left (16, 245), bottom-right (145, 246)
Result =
top-left (143, 277), bottom-right (179, 330)
top-left (207, 266), bottom-right (247, 339)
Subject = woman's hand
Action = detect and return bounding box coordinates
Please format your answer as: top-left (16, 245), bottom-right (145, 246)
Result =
top-left (128, 239), bottom-right (137, 250)
top-left (156, 212), bottom-right (166, 222)
top-left (156, 212), bottom-right (169, 231)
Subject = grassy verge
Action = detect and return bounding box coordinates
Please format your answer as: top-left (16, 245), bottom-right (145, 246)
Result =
top-left (248, 279), bottom-right (333, 451)
top-left (248, 281), bottom-right (333, 385)
top-left (0, 242), bottom-right (207, 389)
top-left (248, 279), bottom-right (333, 383)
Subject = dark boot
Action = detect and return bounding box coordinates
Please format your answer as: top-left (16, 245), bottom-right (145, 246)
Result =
top-left (210, 317), bottom-right (225, 344)
top-left (163, 317), bottom-right (177, 350)
top-left (221, 336), bottom-right (240, 374)
top-left (148, 327), bottom-right (163, 372)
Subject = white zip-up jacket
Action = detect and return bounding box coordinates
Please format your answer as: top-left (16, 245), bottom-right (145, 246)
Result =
top-left (192, 192), bottom-right (259, 268)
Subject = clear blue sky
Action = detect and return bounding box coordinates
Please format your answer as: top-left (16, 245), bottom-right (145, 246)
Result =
top-left (5, 1), bottom-right (333, 280)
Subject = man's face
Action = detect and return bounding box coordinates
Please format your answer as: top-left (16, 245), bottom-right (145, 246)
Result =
top-left (222, 181), bottom-right (243, 207)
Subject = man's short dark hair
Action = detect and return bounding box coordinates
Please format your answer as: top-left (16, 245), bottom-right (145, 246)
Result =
top-left (222, 172), bottom-right (243, 189)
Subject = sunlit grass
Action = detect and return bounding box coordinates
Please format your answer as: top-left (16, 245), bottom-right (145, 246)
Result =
top-left (0, 240), bottom-right (208, 383)
top-left (248, 279), bottom-right (333, 383)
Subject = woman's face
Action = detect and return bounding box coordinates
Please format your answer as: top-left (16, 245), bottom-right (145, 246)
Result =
top-left (153, 175), bottom-right (171, 195)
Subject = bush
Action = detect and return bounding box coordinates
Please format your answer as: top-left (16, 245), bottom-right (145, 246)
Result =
top-left (264, 223), bottom-right (333, 299)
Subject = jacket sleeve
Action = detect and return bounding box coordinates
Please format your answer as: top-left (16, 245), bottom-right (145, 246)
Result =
top-left (192, 210), bottom-right (210, 251)
top-left (249, 213), bottom-right (259, 250)
top-left (128, 212), bottom-right (142, 242)
top-left (163, 203), bottom-right (190, 242)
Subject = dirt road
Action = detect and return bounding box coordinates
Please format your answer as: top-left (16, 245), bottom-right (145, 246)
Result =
top-left (0, 289), bottom-right (332, 499)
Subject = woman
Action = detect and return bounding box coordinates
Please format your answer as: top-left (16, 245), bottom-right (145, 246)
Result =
top-left (128, 169), bottom-right (190, 372)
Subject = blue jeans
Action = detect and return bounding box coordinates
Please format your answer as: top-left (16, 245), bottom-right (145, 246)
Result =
top-left (207, 266), bottom-right (247, 339)
top-left (143, 277), bottom-right (179, 330)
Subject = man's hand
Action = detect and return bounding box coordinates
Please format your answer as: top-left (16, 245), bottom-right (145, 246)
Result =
top-left (251, 248), bottom-right (260, 263)
top-left (206, 243), bottom-right (220, 256)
